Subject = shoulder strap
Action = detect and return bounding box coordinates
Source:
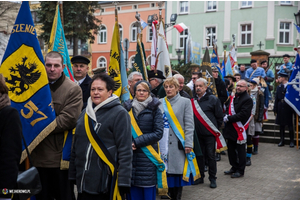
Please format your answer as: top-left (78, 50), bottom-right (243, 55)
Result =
top-left (249, 68), bottom-right (258, 79)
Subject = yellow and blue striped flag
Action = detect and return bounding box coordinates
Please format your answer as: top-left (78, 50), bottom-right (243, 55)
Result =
top-left (0, 1), bottom-right (56, 163)
top-left (48, 4), bottom-right (74, 81)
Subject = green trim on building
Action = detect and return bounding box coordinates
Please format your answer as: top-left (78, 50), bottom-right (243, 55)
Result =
top-left (169, 45), bottom-right (173, 54)
top-left (237, 58), bottom-right (251, 64)
top-left (277, 46), bottom-right (293, 52)
top-left (265, 40), bottom-right (274, 49)
top-left (238, 47), bottom-right (253, 53)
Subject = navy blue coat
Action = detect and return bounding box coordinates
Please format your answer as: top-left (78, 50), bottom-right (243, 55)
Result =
top-left (123, 97), bottom-right (163, 186)
top-left (80, 75), bottom-right (92, 110)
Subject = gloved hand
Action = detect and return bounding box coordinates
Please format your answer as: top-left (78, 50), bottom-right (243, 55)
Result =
top-left (119, 186), bottom-right (130, 196)
top-left (223, 115), bottom-right (229, 123)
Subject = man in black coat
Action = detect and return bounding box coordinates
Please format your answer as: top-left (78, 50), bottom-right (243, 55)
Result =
top-left (193, 78), bottom-right (223, 188)
top-left (71, 55), bottom-right (92, 110)
top-left (223, 80), bottom-right (253, 178)
top-left (274, 72), bottom-right (295, 147)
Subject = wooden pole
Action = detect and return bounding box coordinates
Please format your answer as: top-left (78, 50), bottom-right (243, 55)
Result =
top-left (297, 115), bottom-right (299, 149)
top-left (59, 1), bottom-right (64, 28)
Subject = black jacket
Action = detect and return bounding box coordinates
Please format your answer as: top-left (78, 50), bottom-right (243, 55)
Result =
top-left (254, 90), bottom-right (264, 122)
top-left (214, 76), bottom-right (228, 106)
top-left (151, 82), bottom-right (166, 99)
top-left (179, 90), bottom-right (191, 99)
top-left (0, 106), bottom-right (22, 198)
top-left (223, 91), bottom-right (253, 141)
top-left (123, 97), bottom-right (163, 186)
top-left (80, 75), bottom-right (92, 110)
top-left (69, 98), bottom-right (132, 194)
top-left (274, 84), bottom-right (294, 126)
top-left (194, 93), bottom-right (223, 137)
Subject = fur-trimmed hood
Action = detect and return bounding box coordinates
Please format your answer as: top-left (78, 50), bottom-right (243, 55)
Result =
top-left (123, 95), bottom-right (161, 112)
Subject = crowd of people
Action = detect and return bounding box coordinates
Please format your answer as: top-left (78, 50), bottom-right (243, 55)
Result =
top-left (0, 51), bottom-right (296, 200)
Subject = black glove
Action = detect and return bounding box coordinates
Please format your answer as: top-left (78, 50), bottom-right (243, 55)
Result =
top-left (119, 186), bottom-right (130, 196)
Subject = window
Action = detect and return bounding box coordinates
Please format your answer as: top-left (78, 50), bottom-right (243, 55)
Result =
top-left (207, 1), bottom-right (217, 11)
top-left (98, 57), bottom-right (106, 68)
top-left (99, 25), bottom-right (107, 44)
top-left (101, 8), bottom-right (105, 13)
top-left (31, 11), bottom-right (40, 23)
top-left (131, 23), bottom-right (138, 42)
top-left (133, 5), bottom-right (137, 9)
top-left (129, 56), bottom-right (135, 69)
top-left (179, 29), bottom-right (189, 49)
top-left (206, 27), bottom-right (216, 47)
top-left (241, 1), bottom-right (252, 8)
top-left (151, 3), bottom-right (155, 7)
top-left (279, 22), bottom-right (291, 44)
top-left (148, 27), bottom-right (153, 42)
top-left (280, 1), bottom-right (291, 5)
top-left (179, 1), bottom-right (188, 14)
top-left (119, 24), bottom-right (123, 42)
top-left (117, 7), bottom-right (121, 11)
top-left (241, 24), bottom-right (252, 45)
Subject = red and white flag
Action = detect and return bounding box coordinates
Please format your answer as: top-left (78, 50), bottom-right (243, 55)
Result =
top-left (174, 23), bottom-right (188, 33)
top-left (150, 20), bottom-right (158, 70)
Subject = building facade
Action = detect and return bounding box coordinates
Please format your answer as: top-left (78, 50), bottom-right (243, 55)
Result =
top-left (91, 1), bottom-right (165, 71)
top-left (165, 1), bottom-right (300, 66)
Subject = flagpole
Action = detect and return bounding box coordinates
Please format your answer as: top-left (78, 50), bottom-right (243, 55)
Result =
top-left (223, 45), bottom-right (227, 64)
top-left (297, 115), bottom-right (299, 149)
top-left (59, 1), bottom-right (64, 29)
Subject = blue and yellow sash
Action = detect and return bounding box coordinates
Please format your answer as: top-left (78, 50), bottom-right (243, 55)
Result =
top-left (60, 128), bottom-right (75, 170)
top-left (84, 113), bottom-right (122, 200)
top-left (129, 110), bottom-right (168, 196)
top-left (163, 98), bottom-right (201, 182)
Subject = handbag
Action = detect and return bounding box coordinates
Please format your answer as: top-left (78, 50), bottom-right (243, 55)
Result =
top-left (16, 132), bottom-right (42, 200)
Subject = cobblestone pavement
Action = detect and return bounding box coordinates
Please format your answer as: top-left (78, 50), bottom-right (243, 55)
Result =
top-left (156, 143), bottom-right (300, 200)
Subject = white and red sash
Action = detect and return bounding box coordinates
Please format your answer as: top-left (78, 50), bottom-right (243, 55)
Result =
top-left (263, 105), bottom-right (268, 121)
top-left (191, 99), bottom-right (227, 152)
top-left (229, 95), bottom-right (251, 144)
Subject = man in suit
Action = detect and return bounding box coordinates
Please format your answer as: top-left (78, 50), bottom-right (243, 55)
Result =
top-left (71, 55), bottom-right (91, 110)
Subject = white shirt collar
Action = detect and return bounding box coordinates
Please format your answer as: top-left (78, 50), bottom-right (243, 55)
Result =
top-left (75, 76), bottom-right (86, 85)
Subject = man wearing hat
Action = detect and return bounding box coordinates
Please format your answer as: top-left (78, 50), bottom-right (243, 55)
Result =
top-left (245, 59), bottom-right (266, 81)
top-left (224, 74), bottom-right (236, 95)
top-left (71, 55), bottom-right (91, 110)
top-left (278, 54), bottom-right (293, 75)
top-left (147, 69), bottom-right (166, 98)
top-left (273, 72), bottom-right (295, 147)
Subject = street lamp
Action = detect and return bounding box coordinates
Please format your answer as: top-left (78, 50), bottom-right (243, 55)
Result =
top-left (165, 14), bottom-right (177, 29)
top-left (294, 10), bottom-right (300, 27)
top-left (176, 48), bottom-right (182, 64)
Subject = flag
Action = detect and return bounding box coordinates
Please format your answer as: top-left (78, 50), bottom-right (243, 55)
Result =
top-left (48, 5), bottom-right (74, 81)
top-left (174, 23), bottom-right (188, 33)
top-left (120, 42), bottom-right (130, 103)
top-left (185, 32), bottom-right (192, 64)
top-left (294, 23), bottom-right (300, 34)
top-left (0, 1), bottom-right (56, 163)
top-left (211, 47), bottom-right (222, 79)
top-left (200, 48), bottom-right (217, 96)
top-left (108, 18), bottom-right (122, 97)
top-left (140, 18), bottom-right (148, 30)
top-left (156, 21), bottom-right (172, 78)
top-left (133, 38), bottom-right (148, 81)
top-left (230, 46), bottom-right (238, 73)
top-left (221, 60), bottom-right (226, 81)
top-left (150, 20), bottom-right (158, 70)
top-left (285, 52), bottom-right (300, 116)
top-left (225, 55), bottom-right (234, 76)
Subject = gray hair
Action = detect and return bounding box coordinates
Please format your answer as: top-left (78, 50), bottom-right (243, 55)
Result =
top-left (128, 71), bottom-right (143, 81)
top-left (155, 78), bottom-right (163, 84)
top-left (195, 78), bottom-right (208, 86)
top-left (173, 74), bottom-right (184, 81)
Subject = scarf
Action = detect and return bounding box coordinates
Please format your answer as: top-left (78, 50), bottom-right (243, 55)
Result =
top-left (132, 95), bottom-right (153, 116)
top-left (0, 93), bottom-right (11, 110)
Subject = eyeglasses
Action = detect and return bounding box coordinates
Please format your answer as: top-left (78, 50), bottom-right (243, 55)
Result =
top-left (192, 77), bottom-right (197, 80)
top-left (137, 89), bottom-right (149, 93)
top-left (236, 85), bottom-right (246, 88)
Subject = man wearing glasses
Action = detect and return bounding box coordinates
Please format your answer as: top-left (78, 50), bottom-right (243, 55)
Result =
top-left (147, 69), bottom-right (166, 98)
top-left (223, 80), bottom-right (253, 178)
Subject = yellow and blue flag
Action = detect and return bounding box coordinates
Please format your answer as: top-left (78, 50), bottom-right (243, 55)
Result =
top-left (120, 43), bottom-right (130, 103)
top-left (48, 4), bottom-right (74, 81)
top-left (211, 48), bottom-right (222, 80)
top-left (108, 18), bottom-right (122, 96)
top-left (0, 1), bottom-right (56, 163)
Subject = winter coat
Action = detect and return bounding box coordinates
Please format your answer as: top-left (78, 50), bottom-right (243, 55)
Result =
top-left (151, 82), bottom-right (166, 99)
top-left (31, 73), bottom-right (82, 168)
top-left (223, 91), bottom-right (253, 141)
top-left (254, 90), bottom-right (264, 123)
top-left (179, 89), bottom-right (191, 99)
top-left (79, 75), bottom-right (92, 110)
top-left (194, 93), bottom-right (223, 137)
top-left (274, 84), bottom-right (294, 126)
top-left (69, 96), bottom-right (132, 194)
top-left (0, 106), bottom-right (22, 198)
top-left (159, 93), bottom-right (194, 174)
top-left (123, 97), bottom-right (163, 186)
top-left (214, 76), bottom-right (228, 106)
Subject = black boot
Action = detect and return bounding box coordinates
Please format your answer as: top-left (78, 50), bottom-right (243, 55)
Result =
top-left (252, 145), bottom-right (258, 155)
top-left (215, 153), bottom-right (221, 161)
top-left (278, 127), bottom-right (285, 147)
top-left (246, 157), bottom-right (251, 166)
top-left (290, 131), bottom-right (294, 148)
top-left (176, 187), bottom-right (183, 200)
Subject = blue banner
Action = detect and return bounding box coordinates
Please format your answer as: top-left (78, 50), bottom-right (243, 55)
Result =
top-left (225, 55), bottom-right (233, 76)
top-left (211, 48), bottom-right (222, 79)
top-left (285, 52), bottom-right (300, 116)
top-left (0, 1), bottom-right (56, 163)
top-left (120, 43), bottom-right (130, 103)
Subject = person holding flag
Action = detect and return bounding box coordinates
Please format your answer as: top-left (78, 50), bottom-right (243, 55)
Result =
top-left (223, 80), bottom-right (253, 178)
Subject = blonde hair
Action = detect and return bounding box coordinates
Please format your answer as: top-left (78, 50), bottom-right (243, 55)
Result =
top-left (0, 74), bottom-right (9, 94)
top-left (136, 81), bottom-right (150, 93)
top-left (163, 77), bottom-right (179, 88)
